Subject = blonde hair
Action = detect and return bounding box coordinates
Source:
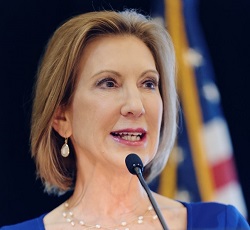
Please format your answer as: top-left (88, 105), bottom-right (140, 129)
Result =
top-left (31, 10), bottom-right (177, 194)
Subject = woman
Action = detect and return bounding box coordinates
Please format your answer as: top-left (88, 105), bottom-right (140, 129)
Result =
top-left (1, 10), bottom-right (249, 230)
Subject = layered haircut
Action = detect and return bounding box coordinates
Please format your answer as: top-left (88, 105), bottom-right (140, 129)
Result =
top-left (31, 10), bottom-right (177, 194)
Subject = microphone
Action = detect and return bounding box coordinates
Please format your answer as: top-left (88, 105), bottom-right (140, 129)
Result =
top-left (125, 153), bottom-right (169, 230)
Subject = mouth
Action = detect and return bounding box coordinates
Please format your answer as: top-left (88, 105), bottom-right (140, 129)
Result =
top-left (110, 130), bottom-right (146, 142)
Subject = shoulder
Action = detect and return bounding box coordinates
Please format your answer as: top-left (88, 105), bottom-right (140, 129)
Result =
top-left (0, 214), bottom-right (46, 230)
top-left (153, 193), bottom-right (187, 229)
top-left (181, 201), bottom-right (249, 229)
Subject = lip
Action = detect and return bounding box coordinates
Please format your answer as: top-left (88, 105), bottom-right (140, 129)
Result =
top-left (110, 128), bottom-right (147, 146)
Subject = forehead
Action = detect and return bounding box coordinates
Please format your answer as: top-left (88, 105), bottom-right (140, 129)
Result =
top-left (77, 35), bottom-right (156, 76)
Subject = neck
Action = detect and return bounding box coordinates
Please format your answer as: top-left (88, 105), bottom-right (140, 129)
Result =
top-left (69, 161), bottom-right (149, 219)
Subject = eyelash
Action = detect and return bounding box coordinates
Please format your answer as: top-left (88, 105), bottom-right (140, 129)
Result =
top-left (96, 77), bottom-right (159, 89)
top-left (96, 77), bottom-right (117, 88)
top-left (142, 78), bottom-right (159, 90)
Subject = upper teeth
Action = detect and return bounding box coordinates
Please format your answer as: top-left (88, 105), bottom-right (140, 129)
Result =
top-left (113, 132), bottom-right (142, 136)
top-left (112, 132), bottom-right (143, 141)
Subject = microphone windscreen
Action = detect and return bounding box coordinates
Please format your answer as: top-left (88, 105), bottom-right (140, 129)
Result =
top-left (125, 153), bottom-right (144, 175)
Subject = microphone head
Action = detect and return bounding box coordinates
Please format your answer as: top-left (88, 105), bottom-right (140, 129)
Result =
top-left (125, 153), bottom-right (144, 175)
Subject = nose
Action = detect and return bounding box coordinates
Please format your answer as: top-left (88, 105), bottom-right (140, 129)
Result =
top-left (120, 87), bottom-right (145, 118)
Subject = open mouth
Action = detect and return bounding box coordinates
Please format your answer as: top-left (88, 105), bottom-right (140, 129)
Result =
top-left (110, 132), bottom-right (146, 141)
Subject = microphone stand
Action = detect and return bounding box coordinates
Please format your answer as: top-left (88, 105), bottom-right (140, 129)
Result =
top-left (134, 167), bottom-right (169, 230)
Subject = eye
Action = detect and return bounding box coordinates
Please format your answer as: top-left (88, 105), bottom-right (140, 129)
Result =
top-left (142, 78), bottom-right (158, 90)
top-left (96, 77), bottom-right (118, 89)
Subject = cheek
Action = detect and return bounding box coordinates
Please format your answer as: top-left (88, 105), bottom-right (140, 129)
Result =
top-left (70, 94), bottom-right (118, 136)
top-left (147, 95), bottom-right (163, 125)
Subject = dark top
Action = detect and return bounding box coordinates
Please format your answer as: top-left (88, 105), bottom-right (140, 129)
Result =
top-left (1, 202), bottom-right (249, 229)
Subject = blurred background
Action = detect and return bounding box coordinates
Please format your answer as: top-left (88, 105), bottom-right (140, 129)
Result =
top-left (0, 0), bottom-right (249, 226)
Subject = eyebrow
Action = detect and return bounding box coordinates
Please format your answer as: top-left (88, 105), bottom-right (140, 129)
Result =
top-left (92, 69), bottom-right (159, 78)
top-left (92, 70), bottom-right (122, 78)
top-left (141, 69), bottom-right (159, 77)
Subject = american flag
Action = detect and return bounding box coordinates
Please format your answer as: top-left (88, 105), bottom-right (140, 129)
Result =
top-left (149, 0), bottom-right (248, 218)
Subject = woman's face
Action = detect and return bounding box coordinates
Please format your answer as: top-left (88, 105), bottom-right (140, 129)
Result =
top-left (67, 35), bottom-right (163, 169)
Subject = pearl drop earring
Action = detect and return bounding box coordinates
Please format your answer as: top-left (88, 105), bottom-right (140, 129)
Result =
top-left (61, 137), bottom-right (70, 157)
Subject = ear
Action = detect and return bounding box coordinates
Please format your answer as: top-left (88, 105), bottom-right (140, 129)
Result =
top-left (52, 106), bottom-right (72, 138)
